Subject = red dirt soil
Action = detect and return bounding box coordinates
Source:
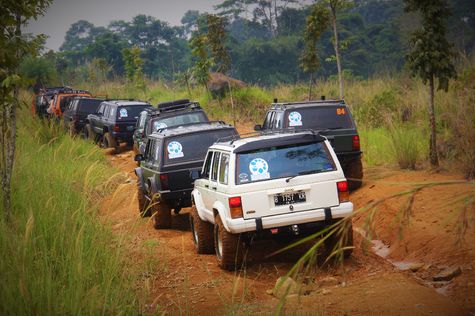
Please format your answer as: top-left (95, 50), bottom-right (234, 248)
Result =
top-left (99, 131), bottom-right (474, 315)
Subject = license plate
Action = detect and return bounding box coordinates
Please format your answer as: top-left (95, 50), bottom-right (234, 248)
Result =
top-left (274, 191), bottom-right (306, 206)
top-left (127, 125), bottom-right (134, 131)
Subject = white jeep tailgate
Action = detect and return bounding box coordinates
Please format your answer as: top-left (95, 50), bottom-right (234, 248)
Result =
top-left (240, 180), bottom-right (339, 219)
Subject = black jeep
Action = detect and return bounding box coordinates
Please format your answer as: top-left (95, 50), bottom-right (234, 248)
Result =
top-left (133, 99), bottom-right (209, 154)
top-left (85, 100), bottom-right (153, 153)
top-left (63, 96), bottom-right (105, 135)
top-left (255, 99), bottom-right (363, 190)
top-left (134, 121), bottom-right (238, 229)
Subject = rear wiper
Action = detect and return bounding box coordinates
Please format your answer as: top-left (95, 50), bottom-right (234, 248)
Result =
top-left (285, 169), bottom-right (322, 183)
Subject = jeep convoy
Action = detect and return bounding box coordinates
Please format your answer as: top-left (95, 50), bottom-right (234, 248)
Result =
top-left (35, 86), bottom-right (358, 270)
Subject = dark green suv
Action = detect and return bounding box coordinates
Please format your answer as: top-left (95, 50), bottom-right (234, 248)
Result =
top-left (134, 121), bottom-right (238, 229)
top-left (255, 99), bottom-right (363, 190)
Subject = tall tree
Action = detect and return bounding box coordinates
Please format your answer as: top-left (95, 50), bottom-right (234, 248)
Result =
top-left (300, 3), bottom-right (329, 100)
top-left (325, 0), bottom-right (352, 99)
top-left (189, 32), bottom-right (212, 92)
top-left (122, 46), bottom-right (145, 90)
top-left (404, 0), bottom-right (457, 167)
top-left (0, 0), bottom-right (51, 221)
top-left (206, 14), bottom-right (232, 73)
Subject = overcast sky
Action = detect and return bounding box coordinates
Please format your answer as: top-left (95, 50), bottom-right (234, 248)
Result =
top-left (25, 0), bottom-right (221, 51)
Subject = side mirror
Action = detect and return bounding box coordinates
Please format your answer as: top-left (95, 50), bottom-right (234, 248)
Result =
top-left (254, 124), bottom-right (262, 131)
top-left (134, 154), bottom-right (144, 162)
top-left (139, 143), bottom-right (146, 155)
top-left (190, 170), bottom-right (201, 181)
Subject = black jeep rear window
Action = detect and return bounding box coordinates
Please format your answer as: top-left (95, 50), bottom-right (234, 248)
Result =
top-left (117, 105), bottom-right (150, 120)
top-left (164, 128), bottom-right (237, 164)
top-left (149, 112), bottom-right (208, 132)
top-left (236, 142), bottom-right (336, 185)
top-left (285, 106), bottom-right (354, 130)
top-left (77, 99), bottom-right (103, 113)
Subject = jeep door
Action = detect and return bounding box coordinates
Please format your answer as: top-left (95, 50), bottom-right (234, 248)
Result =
top-left (140, 139), bottom-right (160, 190)
top-left (195, 151), bottom-right (217, 220)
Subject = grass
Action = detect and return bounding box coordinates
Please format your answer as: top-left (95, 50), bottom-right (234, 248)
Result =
top-left (0, 104), bottom-right (142, 315)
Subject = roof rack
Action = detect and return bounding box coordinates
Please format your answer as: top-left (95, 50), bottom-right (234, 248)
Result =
top-left (270, 99), bottom-right (344, 110)
top-left (155, 120), bottom-right (230, 134)
top-left (216, 128), bottom-right (320, 145)
top-left (156, 99), bottom-right (201, 113)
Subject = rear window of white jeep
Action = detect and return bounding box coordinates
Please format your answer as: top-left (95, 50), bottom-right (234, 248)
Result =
top-left (235, 142), bottom-right (336, 184)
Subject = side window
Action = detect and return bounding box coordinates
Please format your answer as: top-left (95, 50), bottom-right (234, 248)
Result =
top-left (109, 106), bottom-right (116, 118)
top-left (202, 151), bottom-right (213, 179)
top-left (274, 111), bottom-right (284, 129)
top-left (144, 139), bottom-right (153, 162)
top-left (218, 154), bottom-right (230, 185)
top-left (97, 103), bottom-right (105, 114)
top-left (138, 112), bottom-right (147, 128)
top-left (211, 152), bottom-right (221, 182)
top-left (103, 105), bottom-right (110, 117)
top-left (263, 111), bottom-right (275, 129)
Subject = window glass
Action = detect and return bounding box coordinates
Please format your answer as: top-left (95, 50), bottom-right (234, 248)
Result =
top-left (211, 152), bottom-right (220, 182)
top-left (285, 106), bottom-right (354, 130)
top-left (236, 142), bottom-right (336, 185)
top-left (109, 106), bottom-right (116, 118)
top-left (274, 111), bottom-right (284, 128)
top-left (149, 112), bottom-right (208, 133)
top-left (218, 154), bottom-right (230, 185)
top-left (202, 151), bottom-right (213, 179)
top-left (117, 105), bottom-right (150, 120)
top-left (138, 111), bottom-right (147, 128)
top-left (163, 128), bottom-right (237, 165)
top-left (77, 99), bottom-right (102, 113)
top-left (144, 139), bottom-right (153, 162)
top-left (262, 111), bottom-right (274, 129)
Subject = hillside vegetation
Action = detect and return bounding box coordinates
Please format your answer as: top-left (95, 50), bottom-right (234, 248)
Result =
top-left (0, 103), bottom-right (143, 314)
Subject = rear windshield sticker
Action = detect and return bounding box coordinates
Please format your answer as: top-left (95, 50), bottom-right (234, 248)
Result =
top-left (167, 141), bottom-right (184, 159)
top-left (336, 107), bottom-right (346, 115)
top-left (119, 108), bottom-right (128, 118)
top-left (239, 173), bottom-right (249, 183)
top-left (249, 158), bottom-right (270, 181)
top-left (288, 111), bottom-right (302, 127)
top-left (154, 121), bottom-right (168, 131)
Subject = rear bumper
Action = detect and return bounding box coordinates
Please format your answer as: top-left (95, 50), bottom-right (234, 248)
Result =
top-left (225, 202), bottom-right (353, 234)
top-left (111, 131), bottom-right (134, 142)
top-left (161, 188), bottom-right (192, 208)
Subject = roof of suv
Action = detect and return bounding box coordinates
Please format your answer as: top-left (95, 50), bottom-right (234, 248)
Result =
top-left (213, 130), bottom-right (326, 153)
top-left (102, 100), bottom-right (151, 107)
top-left (270, 99), bottom-right (345, 111)
top-left (149, 121), bottom-right (235, 139)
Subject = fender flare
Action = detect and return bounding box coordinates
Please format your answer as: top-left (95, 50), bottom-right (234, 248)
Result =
top-left (134, 167), bottom-right (145, 189)
top-left (212, 201), bottom-right (231, 232)
top-left (191, 189), bottom-right (209, 222)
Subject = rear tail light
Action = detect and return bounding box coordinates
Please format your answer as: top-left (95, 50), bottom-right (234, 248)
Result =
top-left (352, 135), bottom-right (360, 151)
top-left (228, 197), bottom-right (243, 219)
top-left (114, 124), bottom-right (120, 132)
top-left (159, 174), bottom-right (169, 190)
top-left (337, 181), bottom-right (350, 203)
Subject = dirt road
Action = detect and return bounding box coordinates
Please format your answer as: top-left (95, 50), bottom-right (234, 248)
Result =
top-left (100, 145), bottom-right (474, 315)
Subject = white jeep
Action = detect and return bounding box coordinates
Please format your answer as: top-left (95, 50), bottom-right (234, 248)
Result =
top-left (190, 131), bottom-right (353, 270)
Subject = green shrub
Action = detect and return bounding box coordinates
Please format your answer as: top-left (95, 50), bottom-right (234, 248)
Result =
top-left (388, 123), bottom-right (426, 170)
top-left (354, 89), bottom-right (400, 128)
top-left (0, 108), bottom-right (140, 315)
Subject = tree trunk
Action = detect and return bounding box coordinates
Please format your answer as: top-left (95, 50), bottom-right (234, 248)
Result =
top-left (330, 6), bottom-right (344, 100)
top-left (428, 75), bottom-right (439, 167)
top-left (308, 73), bottom-right (314, 101)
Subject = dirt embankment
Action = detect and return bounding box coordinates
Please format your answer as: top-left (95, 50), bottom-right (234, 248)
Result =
top-left (99, 130), bottom-right (474, 315)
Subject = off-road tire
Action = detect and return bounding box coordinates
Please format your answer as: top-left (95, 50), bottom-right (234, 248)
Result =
top-left (152, 201), bottom-right (171, 229)
top-left (103, 132), bottom-right (119, 154)
top-left (324, 221), bottom-right (353, 261)
top-left (137, 181), bottom-right (151, 217)
top-left (345, 158), bottom-right (363, 191)
top-left (214, 215), bottom-right (244, 270)
top-left (84, 124), bottom-right (95, 142)
top-left (190, 205), bottom-right (215, 254)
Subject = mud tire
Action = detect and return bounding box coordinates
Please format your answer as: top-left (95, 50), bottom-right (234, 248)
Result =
top-left (345, 158), bottom-right (363, 191)
top-left (190, 205), bottom-right (215, 254)
top-left (103, 132), bottom-right (119, 154)
top-left (214, 215), bottom-right (244, 270)
top-left (84, 124), bottom-right (95, 142)
top-left (137, 180), bottom-right (151, 217)
top-left (152, 201), bottom-right (171, 229)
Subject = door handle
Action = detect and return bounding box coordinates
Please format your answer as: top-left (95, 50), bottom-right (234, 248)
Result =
top-left (212, 187), bottom-right (217, 190)
top-left (204, 184), bottom-right (209, 188)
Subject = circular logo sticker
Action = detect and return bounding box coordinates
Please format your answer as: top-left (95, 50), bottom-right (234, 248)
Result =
top-left (288, 111), bottom-right (302, 126)
top-left (154, 121), bottom-right (168, 131)
top-left (249, 158), bottom-right (270, 180)
top-left (119, 108), bottom-right (128, 118)
top-left (167, 141), bottom-right (184, 159)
